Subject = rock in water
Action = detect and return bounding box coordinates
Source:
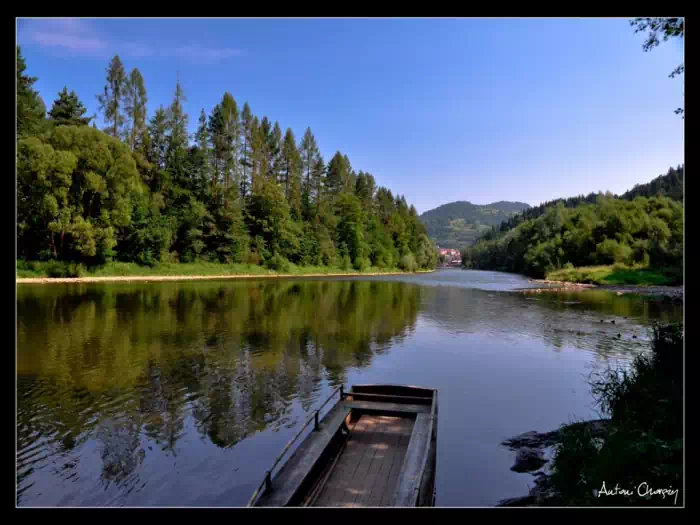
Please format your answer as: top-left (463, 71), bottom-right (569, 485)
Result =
top-left (511, 448), bottom-right (547, 473)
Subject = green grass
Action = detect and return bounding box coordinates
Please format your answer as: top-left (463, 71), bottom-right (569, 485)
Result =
top-left (547, 264), bottom-right (681, 286)
top-left (16, 260), bottom-right (420, 279)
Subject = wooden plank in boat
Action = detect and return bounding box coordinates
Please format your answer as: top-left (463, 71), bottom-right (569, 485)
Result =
top-left (256, 403), bottom-right (352, 507)
top-left (391, 413), bottom-right (432, 506)
top-left (343, 400), bottom-right (431, 414)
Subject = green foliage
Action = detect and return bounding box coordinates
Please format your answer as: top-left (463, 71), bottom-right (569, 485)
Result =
top-left (353, 256), bottom-right (371, 272)
top-left (17, 260), bottom-right (88, 278)
top-left (466, 194), bottom-right (682, 281)
top-left (399, 253), bottom-right (417, 272)
top-left (621, 166), bottom-right (683, 202)
top-left (17, 56), bottom-right (437, 275)
top-left (48, 87), bottom-right (92, 127)
top-left (264, 253), bottom-right (291, 272)
top-left (340, 254), bottom-right (353, 271)
top-left (548, 323), bottom-right (683, 505)
top-left (124, 68), bottom-right (148, 152)
top-left (97, 54), bottom-right (127, 137)
top-left (547, 264), bottom-right (678, 286)
top-left (17, 126), bottom-right (143, 263)
top-left (17, 46), bottom-right (46, 137)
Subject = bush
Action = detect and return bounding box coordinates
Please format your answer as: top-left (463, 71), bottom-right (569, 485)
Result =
top-left (548, 323), bottom-right (684, 506)
top-left (43, 260), bottom-right (87, 277)
top-left (66, 262), bottom-right (87, 277)
top-left (264, 254), bottom-right (291, 273)
top-left (399, 254), bottom-right (417, 272)
top-left (596, 239), bottom-right (633, 265)
top-left (353, 257), bottom-right (371, 272)
top-left (563, 261), bottom-right (574, 269)
top-left (340, 254), bottom-right (353, 271)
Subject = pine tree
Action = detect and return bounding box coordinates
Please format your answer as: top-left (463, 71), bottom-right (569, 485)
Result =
top-left (299, 127), bottom-right (321, 215)
top-left (97, 54), bottom-right (127, 138)
top-left (250, 116), bottom-right (267, 194)
top-left (326, 151), bottom-right (348, 196)
top-left (17, 46), bottom-right (46, 137)
top-left (355, 171), bottom-right (377, 208)
top-left (239, 102), bottom-right (254, 198)
top-left (312, 155), bottom-right (326, 215)
top-left (221, 93), bottom-right (240, 192)
top-left (124, 68), bottom-right (148, 151)
top-left (48, 87), bottom-right (92, 127)
top-left (208, 103), bottom-right (224, 187)
top-left (343, 154), bottom-right (356, 193)
top-left (269, 121), bottom-right (283, 184)
top-left (147, 106), bottom-right (169, 172)
top-left (281, 128), bottom-right (302, 217)
top-left (194, 108), bottom-right (211, 189)
top-left (167, 78), bottom-right (188, 158)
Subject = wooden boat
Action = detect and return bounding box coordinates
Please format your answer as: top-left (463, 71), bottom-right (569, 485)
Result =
top-left (248, 384), bottom-right (438, 507)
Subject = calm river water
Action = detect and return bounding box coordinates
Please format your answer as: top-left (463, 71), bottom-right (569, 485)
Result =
top-left (16, 269), bottom-right (681, 507)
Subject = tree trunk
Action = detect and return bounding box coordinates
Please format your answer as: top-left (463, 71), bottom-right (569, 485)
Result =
top-left (50, 232), bottom-right (57, 258)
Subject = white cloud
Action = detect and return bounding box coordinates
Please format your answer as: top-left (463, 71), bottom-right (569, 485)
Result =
top-left (22, 18), bottom-right (108, 56)
top-left (19, 18), bottom-right (244, 63)
top-left (165, 44), bottom-right (246, 63)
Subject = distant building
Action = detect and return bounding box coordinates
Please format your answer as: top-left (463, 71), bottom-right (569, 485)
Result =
top-left (438, 248), bottom-right (461, 265)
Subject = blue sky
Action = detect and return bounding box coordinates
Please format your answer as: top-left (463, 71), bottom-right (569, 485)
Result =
top-left (17, 18), bottom-right (684, 214)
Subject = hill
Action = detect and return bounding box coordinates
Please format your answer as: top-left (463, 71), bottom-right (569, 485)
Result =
top-left (620, 165), bottom-right (683, 202)
top-left (479, 165), bottom-right (684, 244)
top-left (462, 167), bottom-right (684, 285)
top-left (419, 201), bottom-right (531, 248)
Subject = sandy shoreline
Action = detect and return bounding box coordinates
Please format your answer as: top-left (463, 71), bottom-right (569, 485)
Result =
top-left (516, 279), bottom-right (684, 299)
top-left (16, 271), bottom-right (428, 285)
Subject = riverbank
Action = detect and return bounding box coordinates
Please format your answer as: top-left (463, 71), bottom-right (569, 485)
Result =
top-left (16, 261), bottom-right (433, 284)
top-left (546, 264), bottom-right (682, 287)
top-left (517, 278), bottom-right (683, 300)
top-left (499, 323), bottom-right (683, 507)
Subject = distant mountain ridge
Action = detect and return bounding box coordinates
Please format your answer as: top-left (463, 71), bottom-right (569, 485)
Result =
top-left (419, 200), bottom-right (531, 248)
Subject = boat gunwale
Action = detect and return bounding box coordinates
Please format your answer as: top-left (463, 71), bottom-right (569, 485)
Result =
top-left (249, 384), bottom-right (438, 508)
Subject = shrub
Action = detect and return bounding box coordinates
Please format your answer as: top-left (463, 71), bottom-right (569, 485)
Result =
top-left (66, 262), bottom-right (87, 277)
top-left (399, 253), bottom-right (417, 272)
top-left (264, 254), bottom-right (291, 273)
top-left (340, 254), bottom-right (353, 271)
top-left (596, 239), bottom-right (633, 265)
top-left (353, 257), bottom-right (371, 272)
top-left (42, 260), bottom-right (87, 277)
top-left (548, 323), bottom-right (683, 506)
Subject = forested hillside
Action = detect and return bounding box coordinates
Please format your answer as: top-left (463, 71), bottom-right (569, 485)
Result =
top-left (480, 165), bottom-right (683, 244)
top-left (620, 165), bottom-right (683, 202)
top-left (462, 171), bottom-right (684, 284)
top-left (419, 200), bottom-right (530, 248)
top-left (16, 49), bottom-right (437, 275)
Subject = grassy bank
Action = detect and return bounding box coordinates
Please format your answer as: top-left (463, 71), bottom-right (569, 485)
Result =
top-left (547, 264), bottom-right (682, 287)
top-left (545, 323), bottom-right (683, 506)
top-left (16, 260), bottom-right (428, 280)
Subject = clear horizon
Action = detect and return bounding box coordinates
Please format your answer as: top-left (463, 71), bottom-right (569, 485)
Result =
top-left (17, 17), bottom-right (684, 214)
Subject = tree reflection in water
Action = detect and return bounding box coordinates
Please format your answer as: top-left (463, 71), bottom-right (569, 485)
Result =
top-left (17, 279), bottom-right (422, 503)
top-left (16, 278), bottom-right (680, 505)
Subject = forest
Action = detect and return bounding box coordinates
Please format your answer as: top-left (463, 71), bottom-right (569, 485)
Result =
top-left (16, 49), bottom-right (437, 276)
top-left (462, 168), bottom-right (683, 285)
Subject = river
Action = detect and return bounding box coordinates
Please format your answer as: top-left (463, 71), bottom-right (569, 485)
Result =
top-left (16, 269), bottom-right (681, 507)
